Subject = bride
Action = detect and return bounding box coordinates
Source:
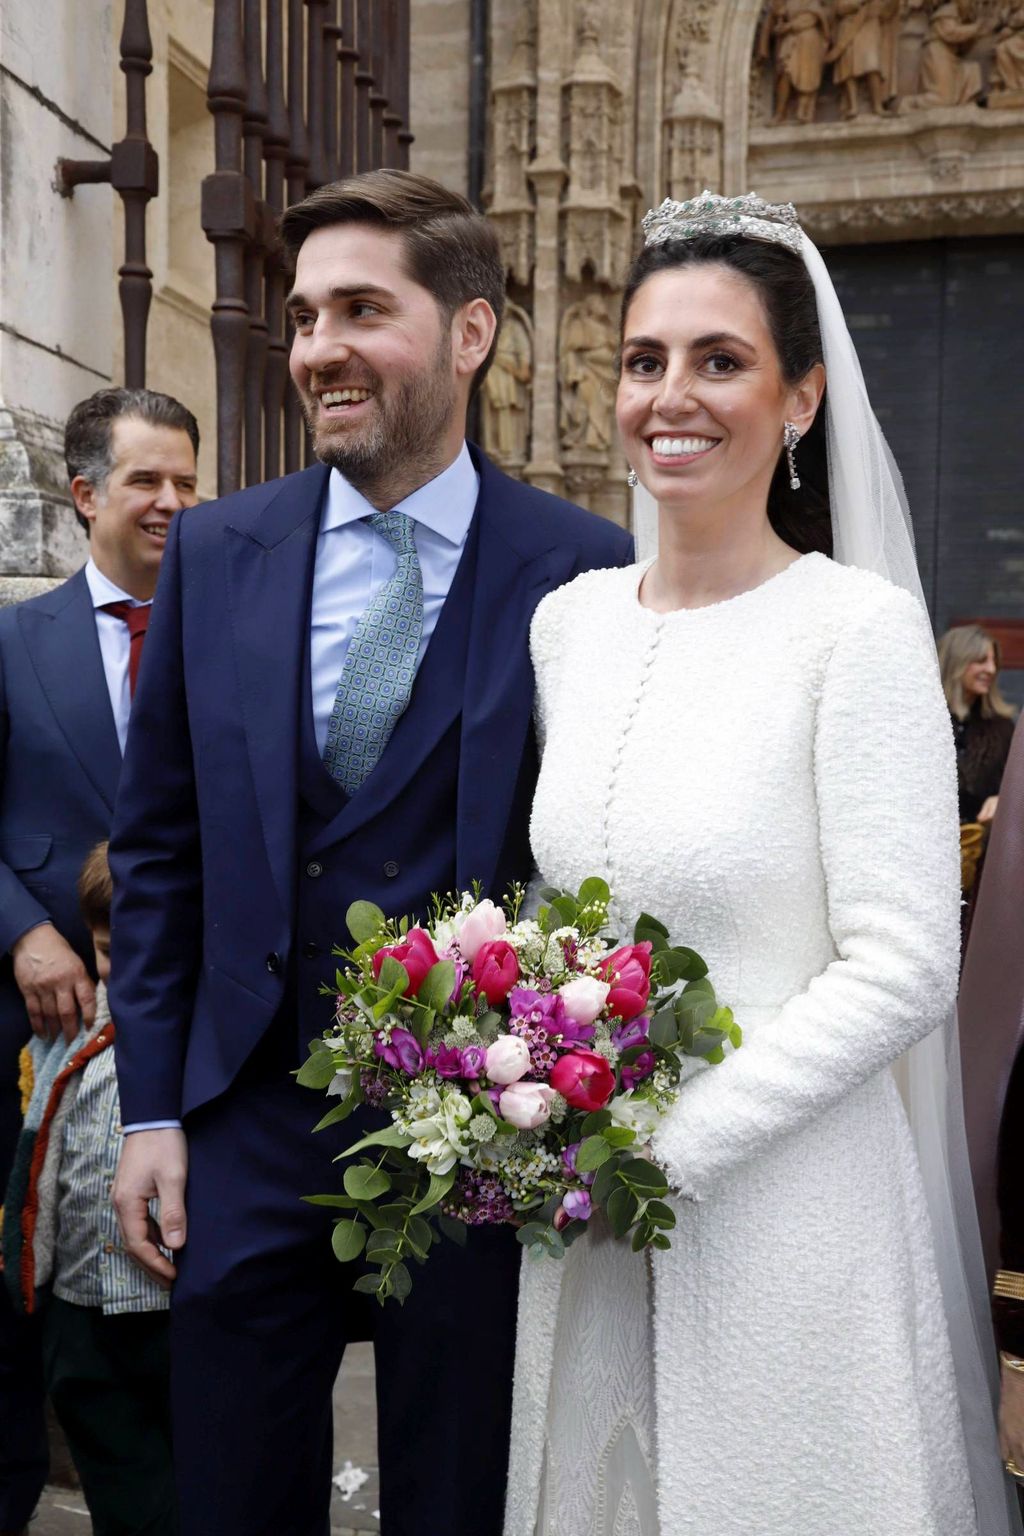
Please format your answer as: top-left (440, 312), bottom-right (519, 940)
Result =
top-left (503, 194), bottom-right (1018, 1536)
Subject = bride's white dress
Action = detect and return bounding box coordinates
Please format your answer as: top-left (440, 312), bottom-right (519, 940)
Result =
top-left (504, 554), bottom-right (978, 1536)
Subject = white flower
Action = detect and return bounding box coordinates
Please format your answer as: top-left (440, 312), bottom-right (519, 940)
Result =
top-left (405, 1088), bottom-right (475, 1175)
top-left (485, 1035), bottom-right (531, 1084)
top-left (608, 1091), bottom-right (661, 1141)
top-left (327, 1068), bottom-right (354, 1098)
top-left (558, 975), bottom-right (610, 1028)
top-left (468, 1113), bottom-right (496, 1141)
top-left (499, 1082), bottom-right (556, 1129)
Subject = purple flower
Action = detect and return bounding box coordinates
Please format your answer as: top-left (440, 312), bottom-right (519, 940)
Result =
top-left (510, 986), bottom-right (594, 1047)
top-left (611, 1017), bottom-right (649, 1053)
top-left (460, 1044), bottom-right (486, 1079)
top-left (426, 1042), bottom-right (464, 1079)
top-left (449, 960), bottom-right (468, 1006)
top-left (563, 1189), bottom-right (593, 1222)
top-left (561, 1142), bottom-right (595, 1187)
top-left (374, 1026), bottom-right (424, 1075)
top-left (620, 1050), bottom-right (656, 1091)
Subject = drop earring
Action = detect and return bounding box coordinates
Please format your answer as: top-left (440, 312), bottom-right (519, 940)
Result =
top-left (783, 422), bottom-right (802, 490)
top-left (627, 468), bottom-right (638, 488)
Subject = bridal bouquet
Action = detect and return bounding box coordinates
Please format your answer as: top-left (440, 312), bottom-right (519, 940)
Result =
top-left (300, 877), bottom-right (739, 1303)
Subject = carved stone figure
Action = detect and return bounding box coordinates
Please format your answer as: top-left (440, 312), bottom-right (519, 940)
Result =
top-left (827, 0), bottom-right (900, 118)
top-left (758, 1), bottom-right (833, 123)
top-left (905, 0), bottom-right (986, 108)
top-left (483, 307), bottom-right (532, 467)
top-left (989, 1), bottom-right (1024, 106)
top-left (559, 295), bottom-right (616, 455)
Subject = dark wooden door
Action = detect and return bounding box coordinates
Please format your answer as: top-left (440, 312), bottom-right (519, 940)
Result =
top-left (823, 237), bottom-right (1024, 698)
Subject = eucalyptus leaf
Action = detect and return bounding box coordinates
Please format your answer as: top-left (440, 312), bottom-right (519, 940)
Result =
top-left (301, 1193), bottom-right (355, 1208)
top-left (352, 1273), bottom-right (383, 1296)
top-left (418, 959), bottom-right (456, 1013)
top-left (388, 1263), bottom-right (413, 1301)
top-left (682, 976), bottom-right (716, 999)
top-left (590, 1156), bottom-right (620, 1207)
top-left (580, 1109), bottom-right (613, 1135)
top-left (620, 1158), bottom-right (669, 1193)
top-left (601, 1126), bottom-right (636, 1149)
top-left (365, 1227), bottom-right (402, 1258)
top-left (650, 1232), bottom-right (672, 1251)
top-left (632, 1224), bottom-right (651, 1253)
top-left (516, 1221), bottom-right (548, 1248)
top-left (645, 1199), bottom-right (676, 1229)
top-left (550, 895), bottom-right (578, 926)
top-left (378, 955), bottom-right (410, 995)
top-left (575, 1135), bottom-right (612, 1172)
top-left (295, 1050), bottom-right (340, 1090)
top-left (648, 1010), bottom-right (679, 1049)
top-left (331, 1218), bottom-right (367, 1264)
top-left (312, 1091), bottom-right (360, 1133)
top-left (437, 1215), bottom-right (468, 1247)
top-left (406, 1216), bottom-right (434, 1257)
top-left (606, 1184), bottom-right (638, 1239)
top-left (343, 1164), bottom-right (392, 1201)
top-left (346, 899), bottom-right (387, 945)
top-left (577, 876), bottom-right (611, 908)
top-left (634, 912), bottom-right (669, 941)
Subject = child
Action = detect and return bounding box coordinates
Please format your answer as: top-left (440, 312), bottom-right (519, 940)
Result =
top-left (2, 841), bottom-right (175, 1535)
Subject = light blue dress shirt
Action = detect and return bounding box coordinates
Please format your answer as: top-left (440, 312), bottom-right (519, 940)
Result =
top-left (124, 443), bottom-right (479, 1134)
top-left (309, 441), bottom-right (479, 754)
top-left (84, 558), bottom-right (151, 755)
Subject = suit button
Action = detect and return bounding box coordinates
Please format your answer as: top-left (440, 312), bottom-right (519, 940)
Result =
top-left (303, 942), bottom-right (320, 959)
top-left (383, 860), bottom-right (400, 879)
top-left (266, 951), bottom-right (282, 974)
top-left (306, 860), bottom-right (323, 879)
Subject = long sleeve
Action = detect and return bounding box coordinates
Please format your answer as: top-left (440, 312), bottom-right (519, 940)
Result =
top-left (651, 583), bottom-right (961, 1201)
top-left (0, 636), bottom-right (52, 953)
top-left (109, 512), bottom-right (203, 1124)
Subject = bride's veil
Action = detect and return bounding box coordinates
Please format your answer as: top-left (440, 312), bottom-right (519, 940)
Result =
top-left (632, 225), bottom-right (1022, 1535)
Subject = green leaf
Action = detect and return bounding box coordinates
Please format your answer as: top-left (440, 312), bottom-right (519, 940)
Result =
top-left (655, 946), bottom-right (708, 983)
top-left (577, 876), bottom-right (611, 908)
top-left (590, 1156), bottom-right (620, 1207)
top-left (437, 1214), bottom-right (468, 1247)
top-left (340, 1125), bottom-right (413, 1159)
top-left (409, 1167), bottom-right (456, 1216)
top-left (388, 1262), bottom-right (412, 1301)
top-left (295, 1050), bottom-right (341, 1090)
top-left (312, 1091), bottom-right (360, 1132)
top-left (575, 1135), bottom-right (612, 1172)
top-left (475, 1011), bottom-right (503, 1044)
top-left (634, 912), bottom-right (669, 941)
top-left (601, 1126), bottom-right (636, 1148)
top-left (352, 1273), bottom-right (383, 1296)
top-left (343, 1164), bottom-right (392, 1201)
top-left (632, 1224), bottom-right (651, 1253)
top-left (606, 1184), bottom-right (639, 1239)
top-left (650, 1232), bottom-right (672, 1251)
top-left (515, 1221), bottom-right (549, 1248)
top-left (648, 1010), bottom-right (679, 1049)
top-left (418, 959), bottom-right (456, 1012)
top-left (619, 1158), bottom-right (669, 1193)
top-left (378, 955), bottom-right (410, 995)
top-left (645, 1199), bottom-right (676, 1229)
top-left (365, 1228), bottom-right (403, 1261)
top-left (580, 1109), bottom-right (612, 1135)
top-left (550, 894), bottom-right (578, 926)
top-left (682, 976), bottom-right (716, 998)
top-left (331, 1218), bottom-right (367, 1264)
top-left (405, 1216), bottom-right (434, 1257)
top-left (346, 900), bottom-right (387, 944)
top-left (301, 1193), bottom-right (355, 1208)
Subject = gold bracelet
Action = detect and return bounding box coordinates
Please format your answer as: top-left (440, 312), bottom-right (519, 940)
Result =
top-left (1007, 1458), bottom-right (1024, 1482)
top-left (995, 1270), bottom-right (1024, 1303)
top-left (1001, 1351), bottom-right (1024, 1374)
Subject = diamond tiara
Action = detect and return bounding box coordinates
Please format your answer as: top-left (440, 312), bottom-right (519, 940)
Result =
top-left (641, 191), bottom-right (804, 255)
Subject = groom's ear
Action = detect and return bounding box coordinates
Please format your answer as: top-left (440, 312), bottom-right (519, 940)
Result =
top-left (787, 362), bottom-right (826, 436)
top-left (451, 298), bottom-right (498, 387)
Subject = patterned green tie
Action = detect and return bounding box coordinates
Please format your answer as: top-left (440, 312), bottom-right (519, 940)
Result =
top-left (322, 510), bottom-right (424, 795)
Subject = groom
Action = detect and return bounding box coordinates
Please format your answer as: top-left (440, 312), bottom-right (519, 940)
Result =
top-left (109, 169), bottom-right (632, 1536)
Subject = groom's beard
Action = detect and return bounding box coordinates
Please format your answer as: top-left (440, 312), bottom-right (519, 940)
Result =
top-left (303, 338), bottom-right (458, 499)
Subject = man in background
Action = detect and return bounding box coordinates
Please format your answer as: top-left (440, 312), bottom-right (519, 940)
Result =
top-left (0, 387), bottom-right (199, 1536)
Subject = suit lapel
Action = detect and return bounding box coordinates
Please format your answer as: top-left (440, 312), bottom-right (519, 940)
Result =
top-left (456, 454), bottom-right (580, 894)
top-left (224, 464), bottom-right (328, 918)
top-left (20, 570), bottom-right (121, 814)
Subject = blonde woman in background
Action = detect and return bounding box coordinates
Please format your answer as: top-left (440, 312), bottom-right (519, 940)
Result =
top-left (938, 624), bottom-right (1017, 827)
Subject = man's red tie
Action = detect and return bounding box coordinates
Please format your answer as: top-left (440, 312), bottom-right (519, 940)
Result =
top-left (99, 602), bottom-right (151, 698)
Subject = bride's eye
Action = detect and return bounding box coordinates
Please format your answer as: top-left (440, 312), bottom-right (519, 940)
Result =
top-left (624, 352), bottom-right (663, 378)
top-left (704, 352), bottom-right (741, 375)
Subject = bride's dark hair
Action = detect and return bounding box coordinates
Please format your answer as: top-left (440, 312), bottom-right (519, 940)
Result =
top-left (619, 235), bottom-right (832, 557)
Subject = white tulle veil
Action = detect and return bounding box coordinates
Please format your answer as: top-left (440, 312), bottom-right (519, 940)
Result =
top-left (631, 195), bottom-right (1021, 1535)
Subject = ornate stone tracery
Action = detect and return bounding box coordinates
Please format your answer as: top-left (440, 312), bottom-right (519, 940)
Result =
top-left (481, 0), bottom-right (1024, 525)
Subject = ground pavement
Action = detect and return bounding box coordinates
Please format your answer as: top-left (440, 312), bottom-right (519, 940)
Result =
top-left (30, 1344), bottom-right (379, 1535)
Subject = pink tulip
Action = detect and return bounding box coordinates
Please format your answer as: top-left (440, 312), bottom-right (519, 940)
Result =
top-left (601, 943), bottom-right (653, 1022)
top-left (549, 1049), bottom-right (616, 1112)
top-left (499, 1081), bottom-right (556, 1129)
top-left (472, 940), bottom-right (520, 1007)
top-left (372, 927), bottom-right (439, 998)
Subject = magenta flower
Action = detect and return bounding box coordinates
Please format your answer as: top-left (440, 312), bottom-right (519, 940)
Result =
top-left (510, 987), bottom-right (594, 1046)
top-left (374, 1027), bottom-right (423, 1075)
top-left (426, 1042), bottom-right (464, 1078)
top-left (620, 1049), bottom-right (656, 1090)
top-left (459, 1044), bottom-right (487, 1079)
top-left (561, 1141), bottom-right (595, 1187)
top-left (611, 1017), bottom-right (649, 1053)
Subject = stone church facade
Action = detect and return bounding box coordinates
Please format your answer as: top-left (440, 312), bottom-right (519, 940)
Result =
top-left (1, 0), bottom-right (1023, 637)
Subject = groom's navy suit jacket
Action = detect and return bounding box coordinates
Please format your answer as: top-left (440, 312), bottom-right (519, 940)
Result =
top-left (109, 447), bottom-right (633, 1127)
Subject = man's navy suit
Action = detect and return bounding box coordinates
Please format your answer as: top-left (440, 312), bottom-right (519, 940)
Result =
top-left (109, 445), bottom-right (632, 1536)
top-left (0, 569), bottom-right (122, 1530)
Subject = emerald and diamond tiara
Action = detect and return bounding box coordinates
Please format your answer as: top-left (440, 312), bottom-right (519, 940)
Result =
top-left (641, 191), bottom-right (804, 255)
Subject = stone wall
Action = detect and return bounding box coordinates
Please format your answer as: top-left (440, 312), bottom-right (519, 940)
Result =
top-left (479, 0), bottom-right (1024, 527)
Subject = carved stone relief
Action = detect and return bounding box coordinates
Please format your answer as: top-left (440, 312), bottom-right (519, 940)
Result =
top-left (990, 1), bottom-right (1024, 106)
top-left (559, 293), bottom-right (617, 456)
top-left (482, 303), bottom-right (533, 470)
top-left (664, 0), bottom-right (723, 195)
top-left (487, 1), bottom-right (537, 286)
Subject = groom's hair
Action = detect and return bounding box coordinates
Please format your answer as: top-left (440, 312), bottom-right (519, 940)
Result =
top-left (279, 170), bottom-right (506, 392)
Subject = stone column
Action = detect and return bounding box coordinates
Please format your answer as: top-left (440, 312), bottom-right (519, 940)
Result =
top-left (524, 0), bottom-right (567, 495)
